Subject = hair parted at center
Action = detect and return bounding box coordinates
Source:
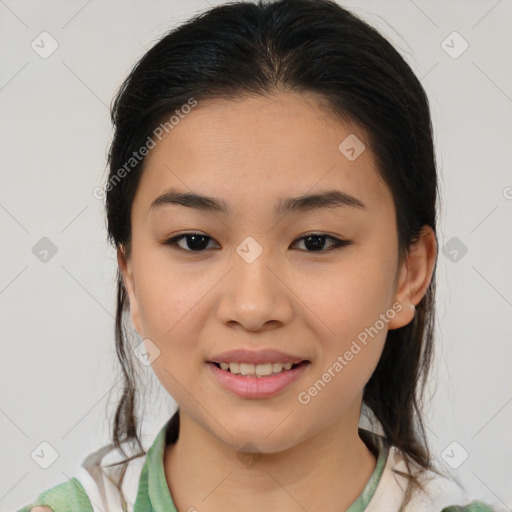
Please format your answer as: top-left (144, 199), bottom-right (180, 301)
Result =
top-left (103, 0), bottom-right (442, 506)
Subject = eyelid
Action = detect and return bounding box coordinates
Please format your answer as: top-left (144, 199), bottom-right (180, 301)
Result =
top-left (293, 233), bottom-right (351, 251)
top-left (164, 232), bottom-right (220, 251)
top-left (163, 232), bottom-right (352, 253)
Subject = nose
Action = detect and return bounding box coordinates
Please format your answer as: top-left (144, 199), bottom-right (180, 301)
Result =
top-left (216, 245), bottom-right (294, 332)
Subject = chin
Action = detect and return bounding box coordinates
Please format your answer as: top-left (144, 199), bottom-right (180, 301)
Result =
top-left (210, 417), bottom-right (302, 455)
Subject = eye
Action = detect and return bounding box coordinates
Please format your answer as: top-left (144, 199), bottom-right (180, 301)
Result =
top-left (291, 233), bottom-right (352, 252)
top-left (163, 232), bottom-right (352, 253)
top-left (164, 233), bottom-right (220, 252)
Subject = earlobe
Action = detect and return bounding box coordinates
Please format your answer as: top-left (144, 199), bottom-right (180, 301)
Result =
top-left (117, 245), bottom-right (143, 335)
top-left (388, 226), bottom-right (437, 330)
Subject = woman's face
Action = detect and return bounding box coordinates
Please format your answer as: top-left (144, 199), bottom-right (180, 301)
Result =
top-left (119, 92), bottom-right (417, 452)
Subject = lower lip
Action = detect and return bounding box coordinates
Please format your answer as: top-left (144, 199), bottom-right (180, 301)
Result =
top-left (207, 361), bottom-right (310, 399)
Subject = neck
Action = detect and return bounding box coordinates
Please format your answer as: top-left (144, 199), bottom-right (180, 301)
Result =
top-left (164, 405), bottom-right (378, 512)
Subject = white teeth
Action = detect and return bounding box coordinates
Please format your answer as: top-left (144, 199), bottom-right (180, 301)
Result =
top-left (255, 363), bottom-right (273, 376)
top-left (217, 361), bottom-right (299, 376)
top-left (239, 363), bottom-right (254, 375)
top-left (272, 363), bottom-right (283, 372)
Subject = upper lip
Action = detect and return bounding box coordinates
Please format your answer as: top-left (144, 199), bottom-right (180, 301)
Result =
top-left (209, 349), bottom-right (307, 365)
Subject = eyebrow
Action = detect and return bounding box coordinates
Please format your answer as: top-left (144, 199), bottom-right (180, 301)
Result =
top-left (149, 188), bottom-right (366, 215)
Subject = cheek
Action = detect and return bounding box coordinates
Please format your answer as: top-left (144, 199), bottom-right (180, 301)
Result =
top-left (137, 270), bottom-right (202, 341)
top-left (295, 270), bottom-right (391, 416)
top-left (302, 256), bottom-right (396, 341)
top-left (133, 242), bottom-right (200, 333)
top-left (329, 275), bottom-right (393, 341)
top-left (299, 247), bottom-right (397, 381)
top-left (133, 252), bottom-right (222, 376)
top-left (134, 262), bottom-right (209, 400)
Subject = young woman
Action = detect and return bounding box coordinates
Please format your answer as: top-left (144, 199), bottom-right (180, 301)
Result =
top-left (18, 1), bottom-right (498, 511)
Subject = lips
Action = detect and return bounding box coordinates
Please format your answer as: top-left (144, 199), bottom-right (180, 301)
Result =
top-left (207, 359), bottom-right (310, 399)
top-left (209, 348), bottom-right (307, 365)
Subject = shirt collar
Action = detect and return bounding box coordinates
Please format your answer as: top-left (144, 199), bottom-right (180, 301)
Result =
top-left (133, 416), bottom-right (177, 512)
top-left (133, 417), bottom-right (389, 512)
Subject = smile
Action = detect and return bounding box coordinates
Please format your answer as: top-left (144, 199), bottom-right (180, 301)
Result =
top-left (213, 361), bottom-right (301, 377)
top-left (207, 361), bottom-right (310, 399)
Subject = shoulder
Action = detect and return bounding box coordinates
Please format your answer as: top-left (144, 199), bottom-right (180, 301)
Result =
top-left (15, 443), bottom-right (147, 512)
top-left (441, 503), bottom-right (500, 512)
top-left (15, 477), bottom-right (93, 512)
top-left (367, 442), bottom-right (500, 512)
top-left (75, 441), bottom-right (147, 512)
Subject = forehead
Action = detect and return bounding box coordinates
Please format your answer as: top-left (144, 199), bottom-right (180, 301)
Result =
top-left (134, 92), bottom-right (393, 217)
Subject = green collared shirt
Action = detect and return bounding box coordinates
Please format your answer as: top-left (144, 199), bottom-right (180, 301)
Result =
top-left (15, 417), bottom-right (497, 512)
top-left (130, 423), bottom-right (389, 512)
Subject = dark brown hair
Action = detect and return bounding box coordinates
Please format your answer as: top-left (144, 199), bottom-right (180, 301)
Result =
top-left (103, 0), bottom-right (445, 505)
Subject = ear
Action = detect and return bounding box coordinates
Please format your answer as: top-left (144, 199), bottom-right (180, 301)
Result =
top-left (117, 245), bottom-right (143, 335)
top-left (387, 225), bottom-right (437, 330)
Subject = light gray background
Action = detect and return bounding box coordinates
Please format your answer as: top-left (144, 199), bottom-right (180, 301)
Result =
top-left (1, 1), bottom-right (511, 510)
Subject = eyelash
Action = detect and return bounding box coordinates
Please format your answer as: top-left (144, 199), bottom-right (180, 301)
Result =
top-left (163, 232), bottom-right (352, 253)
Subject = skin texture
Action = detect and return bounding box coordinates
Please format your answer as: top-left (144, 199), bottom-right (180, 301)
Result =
top-left (118, 92), bottom-right (437, 512)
